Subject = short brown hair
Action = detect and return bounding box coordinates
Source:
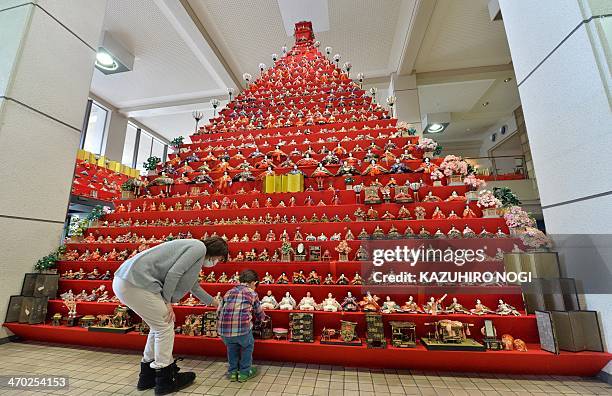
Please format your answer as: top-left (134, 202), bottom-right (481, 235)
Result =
top-left (239, 269), bottom-right (259, 284)
top-left (202, 236), bottom-right (228, 261)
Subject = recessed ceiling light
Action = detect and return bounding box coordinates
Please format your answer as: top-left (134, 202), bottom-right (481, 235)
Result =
top-left (95, 50), bottom-right (118, 71)
top-left (482, 102), bottom-right (490, 107)
top-left (96, 51), bottom-right (115, 67)
top-left (466, 128), bottom-right (471, 132)
top-left (504, 77), bottom-right (513, 83)
top-left (427, 123), bottom-right (445, 133)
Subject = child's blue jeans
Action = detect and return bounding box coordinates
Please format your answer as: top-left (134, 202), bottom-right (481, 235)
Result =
top-left (221, 331), bottom-right (255, 375)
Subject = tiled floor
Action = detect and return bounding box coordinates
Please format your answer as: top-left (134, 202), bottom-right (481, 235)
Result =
top-left (0, 341), bottom-right (609, 395)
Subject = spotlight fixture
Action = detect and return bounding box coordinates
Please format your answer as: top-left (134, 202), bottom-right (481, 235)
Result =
top-left (422, 112), bottom-right (451, 134)
top-left (271, 53), bottom-right (278, 62)
top-left (314, 40), bottom-right (321, 48)
top-left (504, 77), bottom-right (513, 83)
top-left (482, 101), bottom-right (490, 107)
top-left (325, 46), bottom-right (332, 57)
top-left (258, 63), bottom-right (266, 75)
top-left (281, 46), bottom-right (287, 55)
top-left (427, 124), bottom-right (445, 133)
top-left (94, 31), bottom-right (134, 75)
top-left (96, 51), bottom-right (117, 71)
top-left (227, 87), bottom-right (234, 101)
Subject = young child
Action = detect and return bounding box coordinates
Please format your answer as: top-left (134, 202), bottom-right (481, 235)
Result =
top-left (217, 269), bottom-right (266, 382)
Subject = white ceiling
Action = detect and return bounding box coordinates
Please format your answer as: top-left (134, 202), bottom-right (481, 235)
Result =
top-left (188, 0), bottom-right (412, 80)
top-left (414, 0), bottom-right (512, 73)
top-left (418, 79), bottom-right (496, 114)
top-left (418, 71), bottom-right (520, 143)
top-left (90, 0), bottom-right (236, 140)
top-left (89, 0), bottom-right (521, 147)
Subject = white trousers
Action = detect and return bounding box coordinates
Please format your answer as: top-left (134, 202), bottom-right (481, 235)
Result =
top-left (112, 277), bottom-right (174, 369)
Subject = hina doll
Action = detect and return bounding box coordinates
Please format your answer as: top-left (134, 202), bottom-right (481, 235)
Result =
top-left (288, 164), bottom-right (304, 175)
top-left (401, 296), bottom-right (422, 313)
top-left (323, 273), bottom-right (335, 285)
top-left (298, 292), bottom-right (318, 311)
top-left (415, 157), bottom-right (436, 174)
top-left (341, 292), bottom-right (359, 311)
top-left (267, 145), bottom-right (287, 162)
top-left (261, 291), bottom-right (279, 310)
top-left (389, 158), bottom-right (411, 174)
top-left (462, 205), bottom-right (477, 218)
top-left (344, 152), bottom-right (360, 167)
top-left (296, 153), bottom-right (319, 167)
top-left (332, 143), bottom-right (347, 156)
top-left (255, 155), bottom-right (275, 169)
top-left (258, 166), bottom-right (276, 180)
top-left (214, 159), bottom-right (233, 172)
top-left (361, 160), bottom-right (388, 176)
top-left (321, 152), bottom-right (340, 165)
top-left (381, 150), bottom-right (397, 165)
top-left (422, 191), bottom-right (442, 202)
top-left (336, 161), bottom-right (358, 176)
top-left (320, 293), bottom-right (342, 312)
top-left (215, 172), bottom-right (232, 191)
top-left (311, 163), bottom-right (333, 177)
top-left (276, 272), bottom-right (289, 284)
top-left (445, 190), bottom-right (467, 202)
top-left (431, 206), bottom-right (446, 219)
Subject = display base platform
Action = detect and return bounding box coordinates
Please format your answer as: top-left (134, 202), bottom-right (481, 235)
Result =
top-left (5, 323), bottom-right (611, 376)
top-left (319, 336), bottom-right (362, 346)
top-left (421, 337), bottom-right (485, 352)
top-left (88, 326), bottom-right (134, 334)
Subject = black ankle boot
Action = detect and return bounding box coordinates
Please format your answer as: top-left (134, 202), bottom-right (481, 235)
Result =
top-left (154, 358), bottom-right (196, 396)
top-left (137, 361), bottom-right (156, 390)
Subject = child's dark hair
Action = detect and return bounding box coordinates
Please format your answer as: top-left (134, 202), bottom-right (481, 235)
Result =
top-left (239, 269), bottom-right (259, 284)
top-left (203, 236), bottom-right (228, 261)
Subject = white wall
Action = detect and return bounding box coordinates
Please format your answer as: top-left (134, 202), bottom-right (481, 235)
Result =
top-left (0, 1), bottom-right (106, 339)
top-left (500, 0), bottom-right (612, 373)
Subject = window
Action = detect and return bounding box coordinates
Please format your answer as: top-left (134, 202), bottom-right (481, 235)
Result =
top-left (82, 101), bottom-right (109, 155)
top-left (134, 129), bottom-right (168, 173)
top-left (136, 131), bottom-right (153, 173)
top-left (151, 139), bottom-right (165, 162)
top-left (121, 123), bottom-right (138, 167)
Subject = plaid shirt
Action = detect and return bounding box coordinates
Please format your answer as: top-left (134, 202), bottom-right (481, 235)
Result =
top-left (217, 284), bottom-right (265, 337)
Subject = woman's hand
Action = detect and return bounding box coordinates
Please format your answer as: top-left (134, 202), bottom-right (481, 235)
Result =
top-left (210, 298), bottom-right (219, 308)
top-left (165, 302), bottom-right (176, 323)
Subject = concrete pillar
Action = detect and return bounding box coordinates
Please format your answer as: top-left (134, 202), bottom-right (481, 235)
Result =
top-left (104, 111), bottom-right (129, 163)
top-left (390, 73), bottom-right (422, 136)
top-left (499, 0), bottom-right (612, 371)
top-left (0, 0), bottom-right (106, 338)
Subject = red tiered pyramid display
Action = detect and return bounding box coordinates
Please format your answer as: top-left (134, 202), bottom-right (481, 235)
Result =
top-left (6, 22), bottom-right (610, 375)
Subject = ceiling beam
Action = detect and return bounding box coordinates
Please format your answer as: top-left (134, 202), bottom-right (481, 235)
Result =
top-left (395, 0), bottom-right (438, 76)
top-left (88, 91), bottom-right (167, 142)
top-left (177, 0), bottom-right (242, 89)
top-left (118, 93), bottom-right (229, 118)
top-left (416, 63), bottom-right (515, 85)
top-left (152, 0), bottom-right (240, 91)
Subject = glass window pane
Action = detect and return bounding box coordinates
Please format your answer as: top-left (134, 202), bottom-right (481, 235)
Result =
top-left (122, 123), bottom-right (138, 167)
top-left (136, 132), bottom-right (153, 173)
top-left (83, 102), bottom-right (108, 155)
top-left (151, 139), bottom-right (165, 163)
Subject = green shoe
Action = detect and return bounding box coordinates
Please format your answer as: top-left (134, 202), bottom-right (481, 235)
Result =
top-left (237, 367), bottom-right (258, 382)
top-left (227, 371), bottom-right (238, 382)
